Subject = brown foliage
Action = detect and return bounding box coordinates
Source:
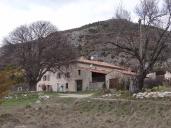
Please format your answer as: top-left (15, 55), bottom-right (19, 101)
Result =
top-left (0, 66), bottom-right (23, 102)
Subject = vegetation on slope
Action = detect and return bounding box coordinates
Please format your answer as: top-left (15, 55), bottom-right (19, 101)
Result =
top-left (0, 66), bottom-right (23, 103)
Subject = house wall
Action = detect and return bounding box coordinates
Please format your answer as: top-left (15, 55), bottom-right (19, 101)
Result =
top-left (65, 63), bottom-right (93, 91)
top-left (37, 71), bottom-right (68, 92)
top-left (36, 60), bottom-right (132, 92)
top-left (37, 64), bottom-right (93, 92)
top-left (165, 71), bottom-right (171, 80)
top-left (147, 72), bottom-right (156, 79)
top-left (76, 62), bottom-right (109, 90)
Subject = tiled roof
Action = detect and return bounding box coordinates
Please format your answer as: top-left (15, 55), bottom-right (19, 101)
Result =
top-left (115, 69), bottom-right (137, 76)
top-left (79, 67), bottom-right (110, 74)
top-left (76, 57), bottom-right (136, 76)
top-left (77, 58), bottom-right (127, 70)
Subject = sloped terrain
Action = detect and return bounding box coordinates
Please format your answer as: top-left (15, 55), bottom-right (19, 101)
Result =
top-left (56, 19), bottom-right (171, 68)
top-left (1, 19), bottom-right (171, 68)
top-left (1, 96), bottom-right (171, 128)
top-left (60, 19), bottom-right (138, 66)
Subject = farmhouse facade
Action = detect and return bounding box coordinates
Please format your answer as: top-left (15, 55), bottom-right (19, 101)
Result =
top-left (37, 57), bottom-right (135, 92)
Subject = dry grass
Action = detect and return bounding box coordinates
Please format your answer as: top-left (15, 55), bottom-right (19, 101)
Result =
top-left (0, 95), bottom-right (171, 128)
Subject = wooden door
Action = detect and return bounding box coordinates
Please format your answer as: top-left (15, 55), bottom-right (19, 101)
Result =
top-left (76, 80), bottom-right (83, 91)
top-left (109, 78), bottom-right (119, 89)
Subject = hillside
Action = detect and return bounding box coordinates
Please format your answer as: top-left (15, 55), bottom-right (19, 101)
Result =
top-left (1, 19), bottom-right (171, 68)
top-left (58, 19), bottom-right (141, 67)
top-left (51, 18), bottom-right (171, 69)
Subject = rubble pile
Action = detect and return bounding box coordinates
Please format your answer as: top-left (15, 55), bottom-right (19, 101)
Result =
top-left (133, 92), bottom-right (171, 99)
top-left (102, 93), bottom-right (121, 98)
top-left (38, 95), bottom-right (50, 100)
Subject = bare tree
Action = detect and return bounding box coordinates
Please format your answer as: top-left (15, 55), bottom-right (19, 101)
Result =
top-left (3, 21), bottom-right (57, 44)
top-left (29, 21), bottom-right (57, 39)
top-left (108, 0), bottom-right (171, 92)
top-left (2, 21), bottom-right (77, 90)
top-left (114, 3), bottom-right (131, 21)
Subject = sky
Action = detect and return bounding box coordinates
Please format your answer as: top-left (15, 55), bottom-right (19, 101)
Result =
top-left (0, 0), bottom-right (139, 46)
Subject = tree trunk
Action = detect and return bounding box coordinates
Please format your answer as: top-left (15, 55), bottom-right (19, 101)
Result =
top-left (136, 74), bottom-right (146, 92)
top-left (28, 81), bottom-right (37, 91)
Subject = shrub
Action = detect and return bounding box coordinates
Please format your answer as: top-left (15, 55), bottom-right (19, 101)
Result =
top-left (25, 104), bottom-right (31, 109)
top-left (144, 85), bottom-right (168, 92)
top-left (0, 66), bottom-right (24, 103)
top-left (88, 28), bottom-right (98, 33)
top-left (151, 85), bottom-right (167, 92)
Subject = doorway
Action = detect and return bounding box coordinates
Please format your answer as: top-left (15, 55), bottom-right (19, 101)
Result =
top-left (109, 78), bottom-right (119, 89)
top-left (92, 72), bottom-right (105, 83)
top-left (76, 80), bottom-right (83, 91)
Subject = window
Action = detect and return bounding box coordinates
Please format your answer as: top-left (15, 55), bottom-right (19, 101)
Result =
top-left (78, 70), bottom-right (81, 76)
top-left (66, 83), bottom-right (68, 89)
top-left (65, 72), bottom-right (70, 78)
top-left (43, 75), bottom-right (47, 81)
top-left (57, 73), bottom-right (61, 79)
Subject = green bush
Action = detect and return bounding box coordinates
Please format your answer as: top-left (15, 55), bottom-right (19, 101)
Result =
top-left (151, 85), bottom-right (167, 92)
top-left (144, 85), bottom-right (168, 92)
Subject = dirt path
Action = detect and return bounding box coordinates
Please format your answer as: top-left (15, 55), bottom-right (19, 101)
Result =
top-left (59, 93), bottom-right (171, 105)
top-left (59, 93), bottom-right (93, 98)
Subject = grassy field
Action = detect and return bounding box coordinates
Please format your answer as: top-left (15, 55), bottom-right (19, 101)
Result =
top-left (2, 94), bottom-right (38, 107)
top-left (0, 92), bottom-right (171, 128)
top-left (1, 92), bottom-right (59, 107)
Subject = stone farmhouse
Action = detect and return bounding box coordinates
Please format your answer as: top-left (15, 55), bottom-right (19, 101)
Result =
top-left (37, 57), bottom-right (136, 92)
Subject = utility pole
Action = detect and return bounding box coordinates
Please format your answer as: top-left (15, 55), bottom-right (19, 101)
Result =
top-left (139, 19), bottom-right (143, 59)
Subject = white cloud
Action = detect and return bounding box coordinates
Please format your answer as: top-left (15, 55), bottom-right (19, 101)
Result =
top-left (0, 0), bottom-right (139, 46)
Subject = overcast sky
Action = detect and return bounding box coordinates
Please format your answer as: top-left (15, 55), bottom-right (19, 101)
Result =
top-left (0, 0), bottom-right (139, 45)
